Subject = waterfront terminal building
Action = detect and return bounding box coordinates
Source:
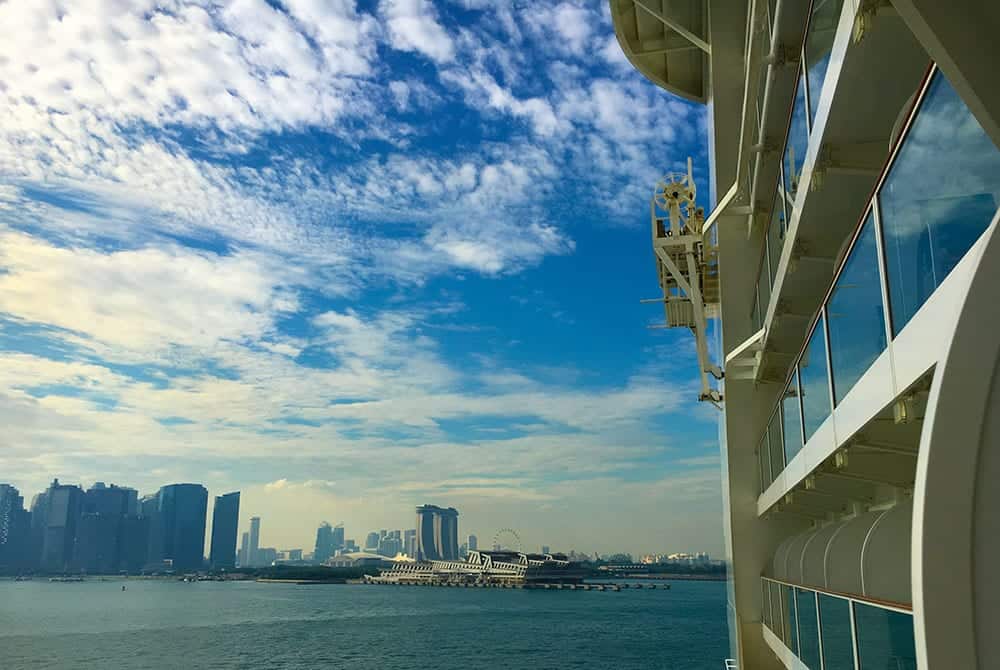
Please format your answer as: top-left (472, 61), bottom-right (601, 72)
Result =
top-left (366, 550), bottom-right (586, 586)
top-left (610, 0), bottom-right (1000, 668)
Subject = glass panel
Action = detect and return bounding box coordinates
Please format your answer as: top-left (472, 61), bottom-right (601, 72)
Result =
top-left (768, 409), bottom-right (785, 481)
top-left (767, 192), bottom-right (786, 289)
top-left (783, 73), bottom-right (809, 201)
top-left (785, 584), bottom-right (799, 655)
top-left (854, 603), bottom-right (917, 670)
top-left (782, 373), bottom-right (804, 464)
top-left (751, 283), bottom-right (762, 333)
top-left (757, 253), bottom-right (771, 320)
top-left (796, 588), bottom-right (822, 669)
top-left (798, 314), bottom-right (832, 441)
top-left (805, 0), bottom-right (845, 126)
top-left (759, 434), bottom-right (772, 492)
top-left (819, 594), bottom-right (855, 670)
top-left (762, 579), bottom-right (773, 628)
top-left (772, 581), bottom-right (785, 642)
top-left (827, 214), bottom-right (887, 404)
top-left (880, 72), bottom-right (1000, 334)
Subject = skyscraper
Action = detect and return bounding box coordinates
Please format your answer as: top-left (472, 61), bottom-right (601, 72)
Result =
top-left (467, 534), bottom-right (477, 552)
top-left (248, 516), bottom-right (261, 567)
top-left (209, 491), bottom-right (240, 571)
top-left (364, 532), bottom-right (379, 552)
top-left (238, 531), bottom-right (249, 567)
top-left (415, 505), bottom-right (459, 561)
top-left (148, 484), bottom-right (207, 572)
top-left (0, 484), bottom-right (30, 570)
top-left (40, 480), bottom-right (83, 572)
top-left (403, 529), bottom-right (416, 557)
top-left (314, 522), bottom-right (344, 563)
top-left (74, 482), bottom-right (136, 573)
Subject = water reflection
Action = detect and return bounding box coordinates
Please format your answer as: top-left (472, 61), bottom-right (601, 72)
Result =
top-left (879, 73), bottom-right (1000, 333)
top-left (827, 215), bottom-right (886, 404)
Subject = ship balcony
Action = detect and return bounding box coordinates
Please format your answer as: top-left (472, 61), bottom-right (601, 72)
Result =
top-left (744, 0), bottom-right (929, 385)
top-left (750, 64), bottom-right (1000, 518)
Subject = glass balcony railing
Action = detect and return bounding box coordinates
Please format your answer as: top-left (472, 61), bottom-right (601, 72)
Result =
top-left (749, 0), bottom-right (844, 336)
top-left (756, 67), bottom-right (1000, 499)
top-left (761, 577), bottom-right (917, 670)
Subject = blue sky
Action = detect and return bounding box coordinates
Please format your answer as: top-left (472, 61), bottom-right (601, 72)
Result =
top-left (0, 0), bottom-right (721, 556)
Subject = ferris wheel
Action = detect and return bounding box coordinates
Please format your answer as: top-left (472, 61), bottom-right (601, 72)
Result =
top-left (492, 528), bottom-right (523, 552)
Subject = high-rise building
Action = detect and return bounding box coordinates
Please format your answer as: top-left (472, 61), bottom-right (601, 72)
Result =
top-left (467, 534), bottom-right (477, 552)
top-left (209, 492), bottom-right (240, 571)
top-left (0, 484), bottom-right (30, 570)
top-left (40, 480), bottom-right (83, 572)
top-left (74, 482), bottom-right (136, 573)
top-left (403, 529), bottom-right (416, 557)
top-left (248, 516), bottom-right (261, 567)
top-left (148, 484), bottom-right (207, 572)
top-left (314, 522), bottom-right (335, 563)
top-left (415, 505), bottom-right (459, 561)
top-left (377, 533), bottom-right (401, 557)
top-left (238, 531), bottom-right (249, 567)
top-left (119, 514), bottom-right (149, 573)
top-left (541, 545), bottom-right (550, 555)
top-left (331, 524), bottom-right (344, 552)
top-left (610, 2), bottom-right (1000, 666)
top-left (364, 531), bottom-right (379, 552)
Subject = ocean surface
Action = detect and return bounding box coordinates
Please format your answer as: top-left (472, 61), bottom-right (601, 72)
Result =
top-left (0, 579), bottom-right (729, 669)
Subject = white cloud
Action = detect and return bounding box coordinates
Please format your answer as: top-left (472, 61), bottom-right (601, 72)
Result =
top-left (380, 0), bottom-right (456, 63)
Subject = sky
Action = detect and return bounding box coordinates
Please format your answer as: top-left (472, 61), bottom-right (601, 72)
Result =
top-left (0, 0), bottom-right (722, 558)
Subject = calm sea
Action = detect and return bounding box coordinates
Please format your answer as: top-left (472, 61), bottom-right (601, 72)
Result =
top-left (0, 579), bottom-right (729, 669)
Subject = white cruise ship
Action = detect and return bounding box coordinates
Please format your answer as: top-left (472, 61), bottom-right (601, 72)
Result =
top-left (610, 1), bottom-right (1000, 668)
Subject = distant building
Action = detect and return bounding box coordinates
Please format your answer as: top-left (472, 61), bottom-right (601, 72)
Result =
top-left (238, 532), bottom-right (250, 567)
top-left (364, 532), bottom-right (379, 552)
top-left (344, 538), bottom-right (358, 553)
top-left (119, 514), bottom-right (149, 573)
top-left (248, 516), bottom-right (261, 567)
top-left (378, 533), bottom-right (401, 557)
top-left (74, 482), bottom-right (136, 573)
top-left (148, 484), bottom-right (207, 572)
top-left (209, 492), bottom-right (240, 571)
top-left (314, 522), bottom-right (335, 563)
top-left (467, 534), bottom-right (477, 552)
top-left (403, 529), bottom-right (416, 557)
top-left (541, 545), bottom-right (550, 555)
top-left (286, 548), bottom-right (303, 561)
top-left (256, 547), bottom-right (278, 566)
top-left (40, 480), bottom-right (84, 572)
top-left (0, 484), bottom-right (31, 570)
top-left (415, 505), bottom-right (458, 561)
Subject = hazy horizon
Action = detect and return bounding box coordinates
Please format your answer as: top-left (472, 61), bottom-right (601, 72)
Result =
top-left (0, 0), bottom-right (723, 560)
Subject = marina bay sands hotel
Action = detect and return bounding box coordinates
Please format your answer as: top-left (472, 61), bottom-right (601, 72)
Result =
top-left (415, 505), bottom-right (459, 561)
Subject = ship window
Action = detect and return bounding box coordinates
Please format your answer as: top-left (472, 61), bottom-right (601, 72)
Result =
top-left (768, 409), bottom-right (785, 480)
top-left (796, 588), bottom-right (822, 669)
top-left (783, 73), bottom-right (810, 202)
top-left (819, 594), bottom-right (855, 670)
top-left (804, 0), bottom-right (845, 127)
top-left (853, 603), bottom-right (916, 670)
top-left (782, 373), bottom-right (804, 464)
top-left (798, 313), bottom-right (832, 441)
top-left (827, 214), bottom-right (887, 405)
top-left (879, 72), bottom-right (1000, 334)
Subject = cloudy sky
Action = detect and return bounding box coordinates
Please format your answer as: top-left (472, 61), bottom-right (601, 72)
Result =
top-left (0, 0), bottom-right (721, 557)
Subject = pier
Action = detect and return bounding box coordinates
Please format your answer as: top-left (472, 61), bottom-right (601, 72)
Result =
top-left (361, 580), bottom-right (669, 591)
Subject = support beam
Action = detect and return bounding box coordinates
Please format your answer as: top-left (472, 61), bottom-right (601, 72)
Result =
top-left (632, 0), bottom-right (711, 55)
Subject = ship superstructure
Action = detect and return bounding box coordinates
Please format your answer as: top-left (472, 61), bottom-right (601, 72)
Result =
top-left (610, 1), bottom-right (1000, 668)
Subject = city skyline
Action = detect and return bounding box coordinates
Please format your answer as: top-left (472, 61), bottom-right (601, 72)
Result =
top-left (0, 0), bottom-right (723, 559)
top-left (0, 476), bottom-right (719, 560)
